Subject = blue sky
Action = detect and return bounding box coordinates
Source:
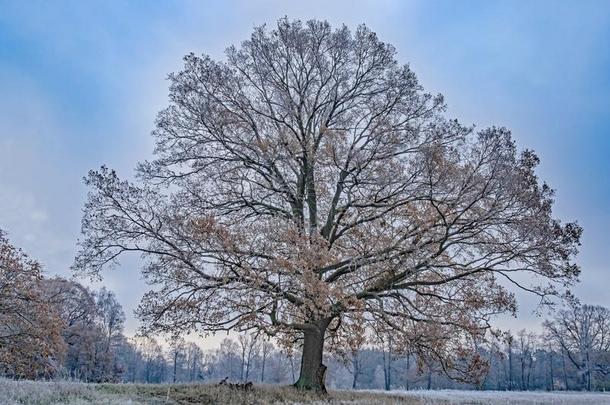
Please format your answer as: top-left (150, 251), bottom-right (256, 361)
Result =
top-left (0, 1), bottom-right (609, 338)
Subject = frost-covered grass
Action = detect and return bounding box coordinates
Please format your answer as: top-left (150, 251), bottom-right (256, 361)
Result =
top-left (97, 382), bottom-right (421, 404)
top-left (369, 388), bottom-right (610, 404)
top-left (4, 379), bottom-right (609, 404)
top-left (0, 378), bottom-right (146, 404)
top-left (0, 379), bottom-right (418, 404)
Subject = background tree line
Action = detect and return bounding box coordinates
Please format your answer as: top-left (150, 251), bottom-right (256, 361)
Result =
top-left (141, 303), bottom-right (610, 392)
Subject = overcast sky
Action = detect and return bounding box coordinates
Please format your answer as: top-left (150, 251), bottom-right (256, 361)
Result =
top-left (1, 1), bottom-right (609, 341)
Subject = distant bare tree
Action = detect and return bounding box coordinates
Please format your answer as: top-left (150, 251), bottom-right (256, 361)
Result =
top-left (259, 339), bottom-right (273, 383)
top-left (237, 333), bottom-right (259, 381)
top-left (139, 337), bottom-right (166, 383)
top-left (95, 287), bottom-right (126, 381)
top-left (217, 337), bottom-right (241, 381)
top-left (44, 278), bottom-right (99, 380)
top-left (74, 18), bottom-right (581, 391)
top-left (516, 329), bottom-right (537, 390)
top-left (504, 331), bottom-right (515, 390)
top-left (185, 342), bottom-right (203, 381)
top-left (544, 302), bottom-right (610, 390)
top-left (169, 336), bottom-right (186, 383)
top-left (45, 278), bottom-right (97, 332)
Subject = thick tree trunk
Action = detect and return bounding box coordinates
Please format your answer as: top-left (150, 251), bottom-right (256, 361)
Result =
top-left (294, 319), bottom-right (330, 392)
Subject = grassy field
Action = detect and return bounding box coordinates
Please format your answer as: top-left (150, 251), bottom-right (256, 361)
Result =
top-left (0, 379), bottom-right (418, 405)
top-left (3, 379), bottom-right (610, 404)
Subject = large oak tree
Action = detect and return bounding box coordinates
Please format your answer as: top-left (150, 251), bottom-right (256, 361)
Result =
top-left (74, 19), bottom-right (581, 391)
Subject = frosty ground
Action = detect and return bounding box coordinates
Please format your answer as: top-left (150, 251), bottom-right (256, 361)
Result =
top-left (3, 379), bottom-right (610, 404)
top-left (366, 388), bottom-right (610, 404)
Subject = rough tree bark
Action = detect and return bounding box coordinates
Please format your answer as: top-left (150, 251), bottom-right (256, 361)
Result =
top-left (294, 319), bottom-right (331, 392)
